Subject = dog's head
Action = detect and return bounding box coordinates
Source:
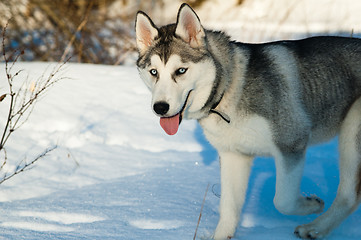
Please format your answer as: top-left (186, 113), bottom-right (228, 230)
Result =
top-left (135, 3), bottom-right (216, 135)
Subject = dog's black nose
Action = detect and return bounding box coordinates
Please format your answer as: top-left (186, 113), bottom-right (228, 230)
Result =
top-left (153, 101), bottom-right (169, 115)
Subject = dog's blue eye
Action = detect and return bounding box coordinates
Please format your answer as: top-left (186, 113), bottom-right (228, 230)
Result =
top-left (150, 69), bottom-right (158, 76)
top-left (175, 68), bottom-right (187, 75)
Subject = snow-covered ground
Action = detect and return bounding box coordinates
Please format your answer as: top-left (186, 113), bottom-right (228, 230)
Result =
top-left (0, 62), bottom-right (360, 240)
top-left (1, 0), bottom-right (361, 239)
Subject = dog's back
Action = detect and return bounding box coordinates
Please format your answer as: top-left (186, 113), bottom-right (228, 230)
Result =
top-left (221, 36), bottom-right (361, 145)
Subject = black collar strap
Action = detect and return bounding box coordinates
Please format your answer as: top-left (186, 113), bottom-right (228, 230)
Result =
top-left (209, 93), bottom-right (231, 124)
top-left (210, 109), bottom-right (230, 123)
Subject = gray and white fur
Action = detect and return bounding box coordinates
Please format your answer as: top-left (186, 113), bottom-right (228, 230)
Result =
top-left (135, 3), bottom-right (361, 239)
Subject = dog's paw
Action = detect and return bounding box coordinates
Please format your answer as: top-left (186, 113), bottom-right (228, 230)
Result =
top-left (213, 220), bottom-right (236, 240)
top-left (213, 229), bottom-right (234, 240)
top-left (213, 235), bottom-right (232, 240)
top-left (275, 195), bottom-right (325, 216)
top-left (302, 196), bottom-right (325, 215)
top-left (294, 223), bottom-right (326, 239)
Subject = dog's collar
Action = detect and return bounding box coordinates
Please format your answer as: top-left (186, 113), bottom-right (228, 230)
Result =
top-left (210, 93), bottom-right (231, 124)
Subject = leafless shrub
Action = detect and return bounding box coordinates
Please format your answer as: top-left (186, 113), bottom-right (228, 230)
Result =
top-left (0, 0), bottom-right (218, 65)
top-left (0, 0), bottom-right (140, 64)
top-left (0, 23), bottom-right (66, 184)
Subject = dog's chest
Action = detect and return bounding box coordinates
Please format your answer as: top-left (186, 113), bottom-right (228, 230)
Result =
top-left (199, 113), bottom-right (276, 156)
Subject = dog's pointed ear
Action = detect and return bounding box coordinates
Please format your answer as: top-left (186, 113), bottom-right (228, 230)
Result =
top-left (135, 11), bottom-right (158, 54)
top-left (175, 3), bottom-right (205, 48)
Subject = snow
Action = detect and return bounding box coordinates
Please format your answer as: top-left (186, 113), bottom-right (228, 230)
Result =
top-left (0, 62), bottom-right (360, 240)
top-left (1, 0), bottom-right (361, 239)
top-left (157, 0), bottom-right (361, 42)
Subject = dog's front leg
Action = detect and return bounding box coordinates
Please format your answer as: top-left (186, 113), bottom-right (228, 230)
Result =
top-left (214, 151), bottom-right (253, 240)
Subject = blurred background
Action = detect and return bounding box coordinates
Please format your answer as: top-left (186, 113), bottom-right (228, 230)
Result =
top-left (1, 0), bottom-right (361, 65)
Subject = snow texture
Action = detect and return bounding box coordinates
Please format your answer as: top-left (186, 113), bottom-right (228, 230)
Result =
top-left (0, 61), bottom-right (360, 240)
top-left (1, 0), bottom-right (361, 239)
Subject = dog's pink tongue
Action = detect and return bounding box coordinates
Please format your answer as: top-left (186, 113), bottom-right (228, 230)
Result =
top-left (160, 114), bottom-right (180, 135)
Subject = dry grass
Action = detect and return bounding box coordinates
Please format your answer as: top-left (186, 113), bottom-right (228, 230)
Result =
top-left (1, 0), bottom-right (139, 64)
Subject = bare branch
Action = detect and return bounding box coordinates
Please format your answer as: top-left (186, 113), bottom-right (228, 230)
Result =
top-left (0, 22), bottom-right (15, 151)
top-left (0, 145), bottom-right (57, 184)
top-left (0, 21), bottom-right (68, 184)
top-left (193, 183), bottom-right (210, 240)
top-left (0, 147), bottom-right (7, 170)
top-left (60, 3), bottom-right (91, 63)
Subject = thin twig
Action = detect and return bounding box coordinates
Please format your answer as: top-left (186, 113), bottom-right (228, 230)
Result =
top-left (0, 147), bottom-right (7, 170)
top-left (0, 20), bottom-right (69, 184)
top-left (0, 24), bottom-right (15, 151)
top-left (0, 145), bottom-right (57, 184)
top-left (60, 2), bottom-right (91, 63)
top-left (194, 183), bottom-right (210, 240)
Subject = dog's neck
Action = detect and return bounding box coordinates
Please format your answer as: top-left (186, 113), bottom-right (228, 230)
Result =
top-left (209, 93), bottom-right (231, 123)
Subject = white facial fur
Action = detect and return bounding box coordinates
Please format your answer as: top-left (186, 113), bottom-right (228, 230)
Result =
top-left (138, 54), bottom-right (216, 119)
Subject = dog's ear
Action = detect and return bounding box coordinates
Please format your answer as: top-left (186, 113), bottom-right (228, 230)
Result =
top-left (135, 11), bottom-right (158, 54)
top-left (175, 3), bottom-right (205, 48)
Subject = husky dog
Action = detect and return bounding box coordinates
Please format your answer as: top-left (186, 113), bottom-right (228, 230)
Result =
top-left (135, 3), bottom-right (361, 239)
